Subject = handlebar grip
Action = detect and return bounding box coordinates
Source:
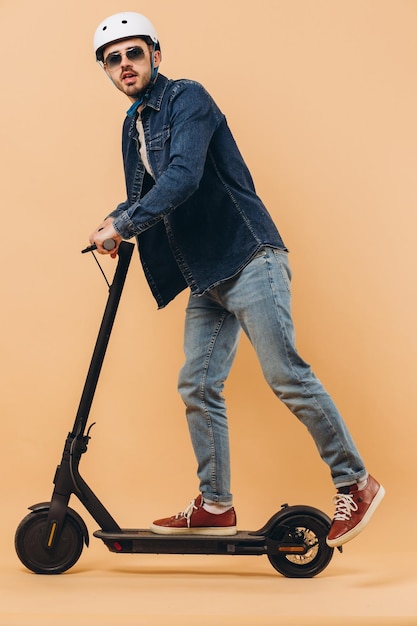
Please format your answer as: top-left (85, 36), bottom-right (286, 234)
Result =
top-left (81, 239), bottom-right (116, 254)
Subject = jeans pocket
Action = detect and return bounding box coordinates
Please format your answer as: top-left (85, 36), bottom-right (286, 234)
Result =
top-left (272, 248), bottom-right (292, 290)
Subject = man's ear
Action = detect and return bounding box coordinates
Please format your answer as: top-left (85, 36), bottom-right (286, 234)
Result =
top-left (153, 49), bottom-right (162, 67)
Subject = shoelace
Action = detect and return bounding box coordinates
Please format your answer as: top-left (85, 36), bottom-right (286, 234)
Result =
top-left (174, 498), bottom-right (198, 528)
top-left (332, 493), bottom-right (358, 521)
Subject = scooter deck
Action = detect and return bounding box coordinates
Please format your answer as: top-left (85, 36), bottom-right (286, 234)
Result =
top-left (94, 528), bottom-right (269, 555)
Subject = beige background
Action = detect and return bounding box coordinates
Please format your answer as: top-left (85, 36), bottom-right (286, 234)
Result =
top-left (1, 0), bottom-right (416, 623)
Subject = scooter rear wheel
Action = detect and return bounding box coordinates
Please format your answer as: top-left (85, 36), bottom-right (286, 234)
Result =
top-left (267, 512), bottom-right (333, 578)
top-left (15, 510), bottom-right (84, 574)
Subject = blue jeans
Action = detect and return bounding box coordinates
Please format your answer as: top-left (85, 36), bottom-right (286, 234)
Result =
top-left (178, 247), bottom-right (367, 505)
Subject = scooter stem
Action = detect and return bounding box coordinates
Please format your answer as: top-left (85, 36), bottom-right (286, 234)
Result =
top-left (43, 242), bottom-right (135, 548)
top-left (73, 241), bottom-right (134, 437)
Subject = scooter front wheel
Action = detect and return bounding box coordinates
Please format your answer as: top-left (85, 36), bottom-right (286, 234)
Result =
top-left (267, 512), bottom-right (334, 578)
top-left (15, 509), bottom-right (84, 574)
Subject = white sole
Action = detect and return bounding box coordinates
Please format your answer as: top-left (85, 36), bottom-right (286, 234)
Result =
top-left (149, 524), bottom-right (237, 536)
top-left (326, 484), bottom-right (385, 547)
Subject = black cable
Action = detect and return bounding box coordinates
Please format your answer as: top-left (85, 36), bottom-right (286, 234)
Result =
top-left (91, 251), bottom-right (111, 290)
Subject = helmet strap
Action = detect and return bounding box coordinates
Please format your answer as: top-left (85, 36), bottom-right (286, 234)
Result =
top-left (150, 42), bottom-right (159, 81)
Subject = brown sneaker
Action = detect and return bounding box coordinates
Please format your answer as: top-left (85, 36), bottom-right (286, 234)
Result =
top-left (150, 495), bottom-right (237, 536)
top-left (327, 474), bottom-right (385, 547)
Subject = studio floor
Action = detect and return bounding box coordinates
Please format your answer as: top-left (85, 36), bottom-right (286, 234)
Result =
top-left (1, 529), bottom-right (416, 626)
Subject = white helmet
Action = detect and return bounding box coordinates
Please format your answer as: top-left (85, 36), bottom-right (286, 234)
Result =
top-left (94, 12), bottom-right (159, 61)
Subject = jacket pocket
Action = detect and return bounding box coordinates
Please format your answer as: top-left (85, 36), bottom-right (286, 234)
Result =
top-left (148, 126), bottom-right (171, 151)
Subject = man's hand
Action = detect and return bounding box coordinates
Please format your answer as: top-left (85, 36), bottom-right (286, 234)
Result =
top-left (89, 217), bottom-right (122, 258)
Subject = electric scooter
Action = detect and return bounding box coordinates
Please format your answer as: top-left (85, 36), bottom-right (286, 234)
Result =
top-left (15, 241), bottom-right (341, 577)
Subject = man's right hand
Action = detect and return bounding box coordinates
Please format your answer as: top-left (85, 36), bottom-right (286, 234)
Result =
top-left (89, 217), bottom-right (122, 258)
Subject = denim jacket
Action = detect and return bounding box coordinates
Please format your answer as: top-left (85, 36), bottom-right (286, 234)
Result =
top-left (110, 73), bottom-right (286, 308)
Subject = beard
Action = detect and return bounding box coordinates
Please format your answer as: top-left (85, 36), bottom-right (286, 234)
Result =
top-left (115, 67), bottom-right (152, 98)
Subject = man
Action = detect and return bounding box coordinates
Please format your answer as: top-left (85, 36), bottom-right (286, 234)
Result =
top-left (89, 12), bottom-right (384, 547)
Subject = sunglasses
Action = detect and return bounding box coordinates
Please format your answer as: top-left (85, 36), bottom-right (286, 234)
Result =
top-left (104, 46), bottom-right (146, 70)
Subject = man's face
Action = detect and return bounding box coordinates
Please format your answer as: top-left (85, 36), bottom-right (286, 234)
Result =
top-left (103, 37), bottom-right (161, 101)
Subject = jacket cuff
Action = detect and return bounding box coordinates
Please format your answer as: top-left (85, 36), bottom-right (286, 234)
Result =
top-left (113, 212), bottom-right (138, 239)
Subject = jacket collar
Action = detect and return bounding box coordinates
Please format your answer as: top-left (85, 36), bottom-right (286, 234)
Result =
top-left (144, 73), bottom-right (169, 112)
top-left (126, 73), bottom-right (169, 118)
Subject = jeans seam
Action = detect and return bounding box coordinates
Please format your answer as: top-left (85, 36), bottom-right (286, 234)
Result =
top-left (265, 250), bottom-right (354, 480)
top-left (199, 310), bottom-right (229, 497)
